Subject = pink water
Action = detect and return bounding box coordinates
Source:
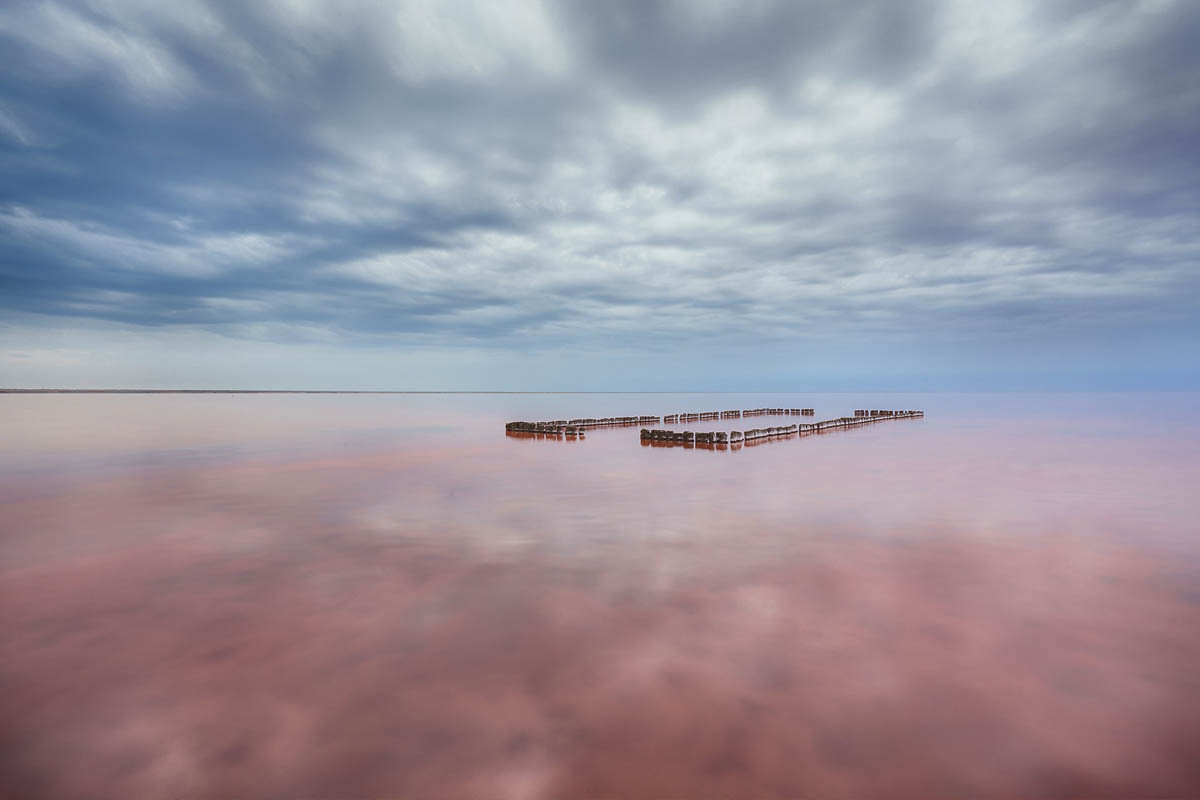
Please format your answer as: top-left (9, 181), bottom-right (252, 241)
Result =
top-left (2, 393), bottom-right (1198, 798)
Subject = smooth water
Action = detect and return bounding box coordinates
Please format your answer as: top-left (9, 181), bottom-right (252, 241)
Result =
top-left (2, 392), bottom-right (1198, 798)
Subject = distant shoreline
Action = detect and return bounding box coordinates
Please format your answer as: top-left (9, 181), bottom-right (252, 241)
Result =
top-left (0, 389), bottom-right (623, 394)
top-left (1, 389), bottom-right (1174, 395)
top-left (0, 389), bottom-right (765, 394)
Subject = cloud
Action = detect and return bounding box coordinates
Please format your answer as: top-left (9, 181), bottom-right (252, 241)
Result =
top-left (0, 0), bottom-right (1197, 387)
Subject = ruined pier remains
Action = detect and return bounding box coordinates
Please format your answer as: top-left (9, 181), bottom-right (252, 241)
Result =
top-left (664, 411), bottom-right (724, 423)
top-left (663, 408), bottom-right (814, 422)
top-left (639, 410), bottom-right (923, 449)
top-left (505, 415), bottom-right (659, 438)
top-left (639, 429), bottom-right (731, 444)
top-left (505, 409), bottom-right (922, 446)
top-left (742, 408), bottom-right (814, 416)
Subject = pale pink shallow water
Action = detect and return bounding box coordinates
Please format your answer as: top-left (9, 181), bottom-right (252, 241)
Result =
top-left (1, 392), bottom-right (1198, 798)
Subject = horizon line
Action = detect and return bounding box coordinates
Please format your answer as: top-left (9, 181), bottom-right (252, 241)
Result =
top-left (1, 388), bottom-right (1188, 395)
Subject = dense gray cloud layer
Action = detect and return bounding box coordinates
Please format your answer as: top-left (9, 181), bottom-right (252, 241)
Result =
top-left (0, 0), bottom-right (1197, 388)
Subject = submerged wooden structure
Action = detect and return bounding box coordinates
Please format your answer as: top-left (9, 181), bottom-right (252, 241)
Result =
top-left (506, 409), bottom-right (922, 445)
top-left (641, 410), bottom-right (922, 448)
top-left (741, 408), bottom-right (814, 417)
top-left (505, 415), bottom-right (660, 436)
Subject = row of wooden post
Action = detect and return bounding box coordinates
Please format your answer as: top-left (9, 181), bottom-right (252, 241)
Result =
top-left (504, 422), bottom-right (587, 437)
top-left (663, 408), bottom-right (814, 423)
top-left (641, 424), bottom-right (804, 443)
top-left (662, 411), bottom-right (722, 423)
top-left (742, 408), bottom-right (815, 417)
top-left (506, 410), bottom-right (922, 441)
top-left (640, 410), bottom-right (924, 447)
top-left (505, 415), bottom-right (659, 436)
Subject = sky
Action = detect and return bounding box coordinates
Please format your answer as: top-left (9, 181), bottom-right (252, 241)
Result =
top-left (1, 0), bottom-right (1197, 390)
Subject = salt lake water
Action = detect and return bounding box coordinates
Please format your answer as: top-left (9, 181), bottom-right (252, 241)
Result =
top-left (1, 392), bottom-right (1198, 797)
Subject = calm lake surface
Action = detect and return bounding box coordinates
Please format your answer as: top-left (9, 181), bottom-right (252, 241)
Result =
top-left (2, 392), bottom-right (1198, 798)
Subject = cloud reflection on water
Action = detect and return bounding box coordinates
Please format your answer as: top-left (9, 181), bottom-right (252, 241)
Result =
top-left (1, 394), bottom-right (1198, 798)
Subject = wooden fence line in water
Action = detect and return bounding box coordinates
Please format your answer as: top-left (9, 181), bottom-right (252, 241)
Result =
top-left (663, 411), bottom-right (724, 423)
top-left (504, 410), bottom-right (922, 442)
top-left (741, 408), bottom-right (815, 417)
top-left (663, 409), bottom-right (816, 422)
top-left (505, 415), bottom-right (659, 437)
top-left (505, 430), bottom-right (586, 441)
top-left (639, 410), bottom-right (924, 448)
